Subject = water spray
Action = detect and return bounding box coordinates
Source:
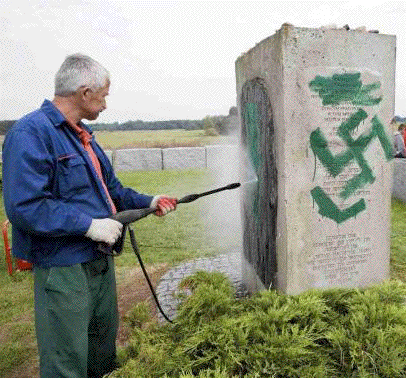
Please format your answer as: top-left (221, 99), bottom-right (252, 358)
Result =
top-left (240, 178), bottom-right (258, 186)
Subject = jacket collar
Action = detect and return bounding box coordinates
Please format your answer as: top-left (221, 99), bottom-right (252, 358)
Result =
top-left (40, 99), bottom-right (93, 134)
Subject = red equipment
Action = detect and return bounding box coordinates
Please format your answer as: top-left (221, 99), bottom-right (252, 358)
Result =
top-left (3, 220), bottom-right (32, 275)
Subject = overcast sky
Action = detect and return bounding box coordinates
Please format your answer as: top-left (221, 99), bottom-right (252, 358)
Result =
top-left (1, 0), bottom-right (405, 122)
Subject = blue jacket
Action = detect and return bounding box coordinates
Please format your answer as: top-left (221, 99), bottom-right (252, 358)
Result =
top-left (2, 100), bottom-right (153, 268)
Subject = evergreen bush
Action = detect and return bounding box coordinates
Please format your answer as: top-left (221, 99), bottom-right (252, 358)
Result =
top-left (110, 273), bottom-right (406, 378)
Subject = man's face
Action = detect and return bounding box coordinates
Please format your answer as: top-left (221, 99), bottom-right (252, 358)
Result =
top-left (80, 81), bottom-right (110, 121)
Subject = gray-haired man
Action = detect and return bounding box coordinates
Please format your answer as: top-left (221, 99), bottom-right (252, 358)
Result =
top-left (2, 53), bottom-right (176, 377)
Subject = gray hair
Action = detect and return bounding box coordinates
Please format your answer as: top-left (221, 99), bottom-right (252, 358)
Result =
top-left (54, 53), bottom-right (110, 96)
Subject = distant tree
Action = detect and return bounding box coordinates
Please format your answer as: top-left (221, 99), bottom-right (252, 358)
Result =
top-left (216, 116), bottom-right (228, 135)
top-left (202, 109), bottom-right (240, 135)
top-left (229, 106), bottom-right (238, 116)
top-left (203, 116), bottom-right (219, 136)
top-left (0, 120), bottom-right (16, 135)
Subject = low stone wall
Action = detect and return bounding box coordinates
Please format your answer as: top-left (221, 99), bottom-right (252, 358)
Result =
top-left (106, 145), bottom-right (240, 172)
top-left (114, 148), bottom-right (163, 171)
top-left (0, 145), bottom-right (240, 172)
top-left (162, 147), bottom-right (206, 170)
top-left (392, 158), bottom-right (406, 202)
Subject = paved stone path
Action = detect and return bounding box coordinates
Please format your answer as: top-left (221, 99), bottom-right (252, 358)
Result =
top-left (155, 252), bottom-right (248, 322)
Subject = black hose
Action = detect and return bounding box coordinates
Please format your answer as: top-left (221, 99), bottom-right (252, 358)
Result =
top-left (127, 225), bottom-right (173, 323)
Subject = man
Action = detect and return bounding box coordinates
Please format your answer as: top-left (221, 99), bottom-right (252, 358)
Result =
top-left (394, 124), bottom-right (406, 158)
top-left (2, 53), bottom-right (177, 378)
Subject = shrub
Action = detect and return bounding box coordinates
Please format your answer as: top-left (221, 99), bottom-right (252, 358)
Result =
top-left (110, 274), bottom-right (406, 378)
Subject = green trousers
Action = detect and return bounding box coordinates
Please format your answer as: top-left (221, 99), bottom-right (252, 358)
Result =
top-left (34, 255), bottom-right (118, 378)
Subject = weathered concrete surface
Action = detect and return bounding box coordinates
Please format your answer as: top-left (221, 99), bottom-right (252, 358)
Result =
top-left (236, 24), bottom-right (396, 295)
top-left (162, 147), bottom-right (206, 170)
top-left (114, 148), bottom-right (162, 171)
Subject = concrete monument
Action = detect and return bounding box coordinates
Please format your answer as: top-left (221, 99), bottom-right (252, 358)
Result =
top-left (236, 24), bottom-right (396, 295)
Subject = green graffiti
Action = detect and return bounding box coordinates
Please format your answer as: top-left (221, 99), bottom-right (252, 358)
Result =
top-left (308, 72), bottom-right (392, 224)
top-left (309, 72), bottom-right (382, 106)
top-left (311, 186), bottom-right (366, 224)
top-left (243, 103), bottom-right (261, 172)
top-left (243, 103), bottom-right (261, 216)
top-left (370, 115), bottom-right (394, 160)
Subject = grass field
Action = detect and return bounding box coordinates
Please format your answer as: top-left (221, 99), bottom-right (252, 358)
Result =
top-left (389, 198), bottom-right (406, 282)
top-left (0, 128), bottom-right (237, 151)
top-left (0, 169), bottom-right (406, 376)
top-left (94, 129), bottom-right (238, 150)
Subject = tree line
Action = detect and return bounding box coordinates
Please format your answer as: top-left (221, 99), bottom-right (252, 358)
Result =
top-left (91, 119), bottom-right (203, 132)
top-left (0, 107), bottom-right (239, 136)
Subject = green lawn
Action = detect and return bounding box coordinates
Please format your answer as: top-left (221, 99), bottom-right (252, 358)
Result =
top-left (94, 129), bottom-right (237, 150)
top-left (112, 169), bottom-right (222, 268)
top-left (390, 198), bottom-right (406, 281)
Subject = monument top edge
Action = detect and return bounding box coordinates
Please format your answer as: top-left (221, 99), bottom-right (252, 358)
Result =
top-left (278, 22), bottom-right (395, 37)
top-left (235, 22), bottom-right (396, 62)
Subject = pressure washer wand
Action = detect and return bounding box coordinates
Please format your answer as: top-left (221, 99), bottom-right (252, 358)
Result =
top-left (111, 182), bottom-right (241, 225)
top-left (176, 182), bottom-right (241, 204)
top-left (98, 182), bottom-right (241, 255)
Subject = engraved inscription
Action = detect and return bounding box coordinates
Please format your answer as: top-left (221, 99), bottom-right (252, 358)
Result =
top-left (309, 233), bottom-right (372, 286)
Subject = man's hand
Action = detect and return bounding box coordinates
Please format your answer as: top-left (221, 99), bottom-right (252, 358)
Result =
top-left (85, 218), bottom-right (123, 245)
top-left (151, 195), bottom-right (177, 216)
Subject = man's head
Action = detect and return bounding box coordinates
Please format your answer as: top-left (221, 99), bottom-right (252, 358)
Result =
top-left (54, 54), bottom-right (110, 121)
top-left (55, 53), bottom-right (110, 97)
top-left (399, 124), bottom-right (406, 134)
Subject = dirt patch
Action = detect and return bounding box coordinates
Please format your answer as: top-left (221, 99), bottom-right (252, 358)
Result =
top-left (4, 264), bottom-right (169, 378)
top-left (116, 264), bottom-right (169, 345)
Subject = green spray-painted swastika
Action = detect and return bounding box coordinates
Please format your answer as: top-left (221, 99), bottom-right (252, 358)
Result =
top-left (310, 110), bottom-right (393, 200)
top-left (309, 72), bottom-right (393, 224)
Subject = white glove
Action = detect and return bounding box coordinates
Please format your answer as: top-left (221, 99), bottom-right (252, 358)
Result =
top-left (85, 218), bottom-right (123, 245)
